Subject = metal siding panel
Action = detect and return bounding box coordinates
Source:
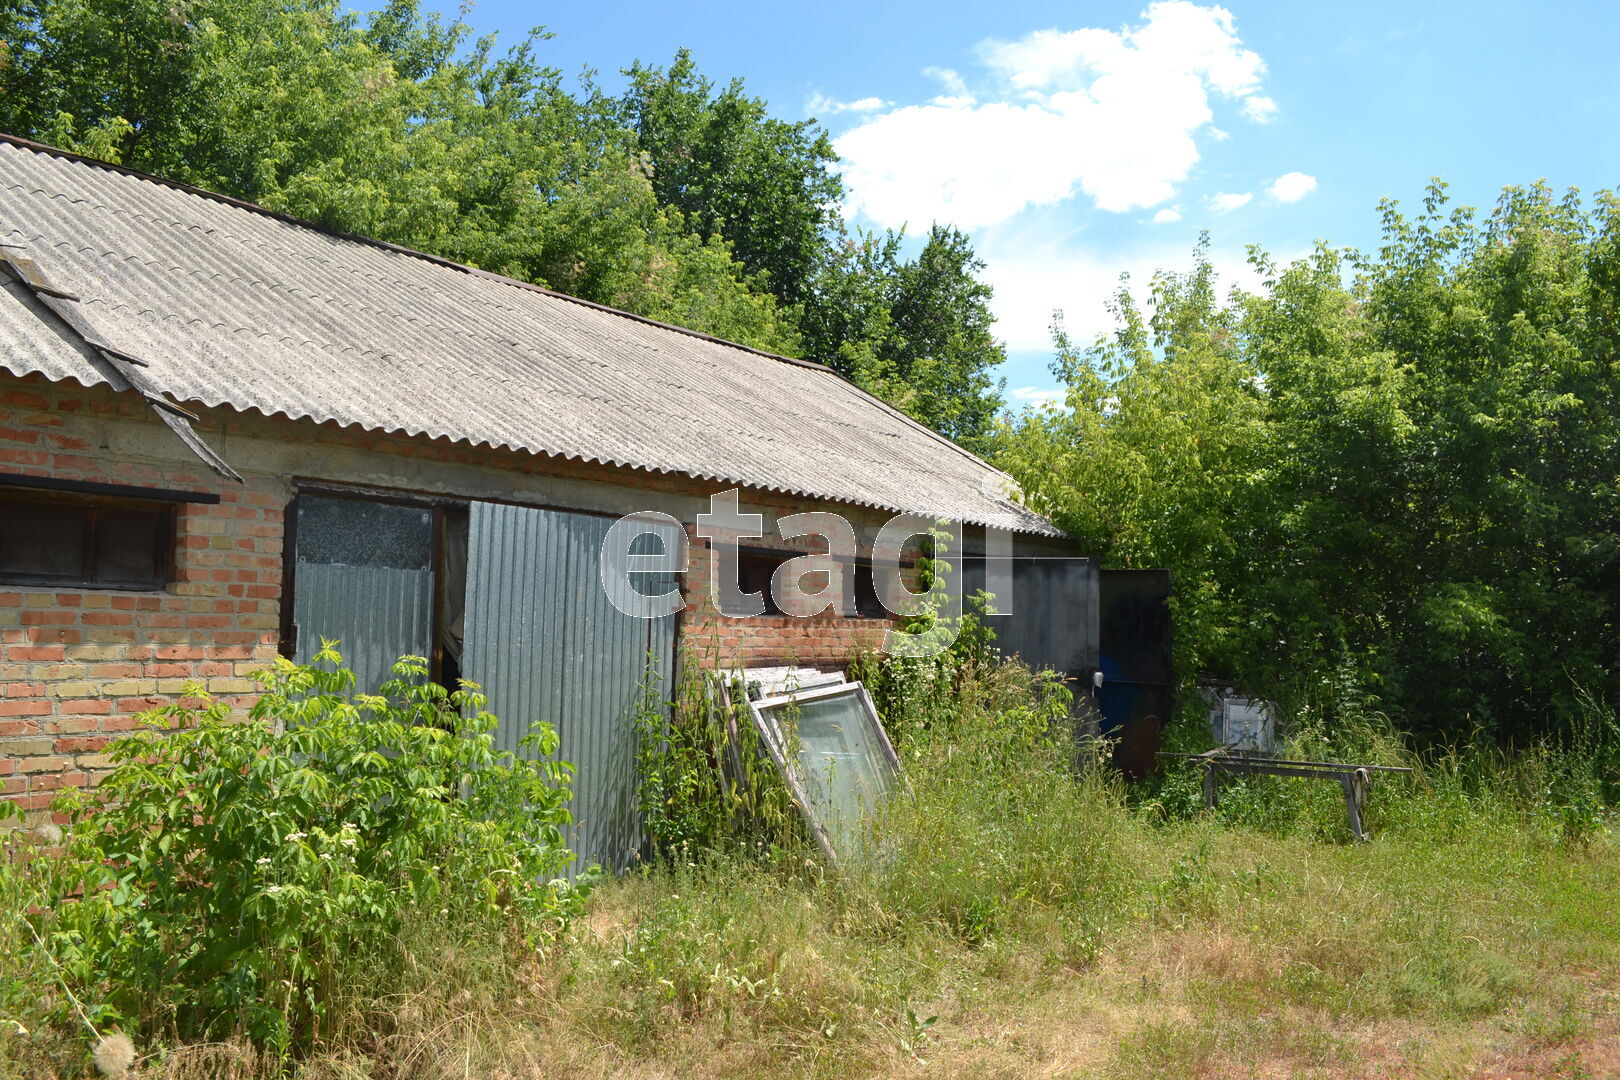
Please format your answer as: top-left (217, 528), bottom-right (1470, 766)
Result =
top-left (963, 557), bottom-right (1099, 676)
top-left (463, 502), bottom-right (679, 872)
top-left (291, 563), bottom-right (434, 696)
top-left (0, 140), bottom-right (1059, 538)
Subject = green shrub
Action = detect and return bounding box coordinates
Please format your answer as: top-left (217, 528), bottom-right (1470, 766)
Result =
top-left (39, 646), bottom-right (585, 1057)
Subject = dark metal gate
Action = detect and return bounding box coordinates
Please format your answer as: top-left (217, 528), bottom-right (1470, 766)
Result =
top-left (1097, 569), bottom-right (1172, 777)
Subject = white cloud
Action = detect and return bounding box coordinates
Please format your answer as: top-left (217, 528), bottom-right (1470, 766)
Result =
top-left (1207, 191), bottom-right (1252, 212)
top-left (836, 1), bottom-right (1272, 230)
top-left (806, 93), bottom-right (891, 116)
top-left (1152, 207), bottom-right (1183, 223)
top-left (1011, 386), bottom-right (1068, 409)
top-left (921, 66), bottom-right (971, 101)
top-left (1241, 94), bottom-right (1279, 122)
top-left (1266, 170), bottom-right (1317, 203)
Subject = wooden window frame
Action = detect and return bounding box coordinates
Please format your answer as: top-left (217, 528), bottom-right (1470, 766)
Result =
top-left (0, 485), bottom-right (181, 591)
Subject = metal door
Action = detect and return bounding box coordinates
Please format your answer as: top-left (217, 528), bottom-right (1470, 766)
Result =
top-left (290, 495), bottom-right (436, 696)
top-left (1097, 569), bottom-right (1173, 777)
top-left (960, 556), bottom-right (1100, 678)
top-left (461, 502), bottom-right (681, 871)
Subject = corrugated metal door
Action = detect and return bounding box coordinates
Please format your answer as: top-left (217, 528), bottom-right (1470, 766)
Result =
top-left (291, 496), bottom-right (436, 696)
top-left (462, 503), bottom-right (680, 871)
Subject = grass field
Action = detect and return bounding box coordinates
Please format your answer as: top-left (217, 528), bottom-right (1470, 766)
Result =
top-left (3, 659), bottom-right (1616, 1079)
top-left (239, 796), bottom-right (1617, 1078)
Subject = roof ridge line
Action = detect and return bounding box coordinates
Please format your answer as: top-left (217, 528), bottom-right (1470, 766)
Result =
top-left (0, 131), bottom-right (1012, 486)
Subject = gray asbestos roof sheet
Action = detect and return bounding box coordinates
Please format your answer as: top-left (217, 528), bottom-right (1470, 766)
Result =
top-left (0, 137), bottom-right (1059, 536)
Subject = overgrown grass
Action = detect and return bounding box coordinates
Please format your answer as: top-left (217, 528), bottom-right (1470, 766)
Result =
top-left (2, 653), bottom-right (1616, 1078)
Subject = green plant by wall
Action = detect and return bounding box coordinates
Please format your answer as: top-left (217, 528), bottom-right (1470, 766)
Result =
top-left (850, 524), bottom-right (1067, 754)
top-left (33, 644), bottom-right (586, 1059)
top-left (631, 648), bottom-right (805, 861)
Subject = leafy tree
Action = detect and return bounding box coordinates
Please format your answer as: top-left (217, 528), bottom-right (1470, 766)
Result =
top-left (798, 229), bottom-right (904, 381)
top-left (0, 0), bottom-right (192, 161)
top-left (993, 243), bottom-right (1268, 684)
top-left (611, 50), bottom-right (1010, 436)
top-left (994, 192), bottom-right (1620, 744)
top-left (616, 48), bottom-right (843, 307)
top-left (804, 225), bottom-right (1008, 449)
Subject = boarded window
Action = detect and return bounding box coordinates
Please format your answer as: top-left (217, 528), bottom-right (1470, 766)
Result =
top-left (0, 489), bottom-right (173, 589)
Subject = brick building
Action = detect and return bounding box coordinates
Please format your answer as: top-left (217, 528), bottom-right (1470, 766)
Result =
top-left (0, 135), bottom-right (1069, 859)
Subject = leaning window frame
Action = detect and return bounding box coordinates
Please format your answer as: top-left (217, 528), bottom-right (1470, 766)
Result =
top-left (746, 680), bottom-right (906, 864)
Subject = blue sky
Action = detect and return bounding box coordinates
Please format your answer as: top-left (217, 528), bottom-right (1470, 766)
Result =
top-left (423, 0), bottom-right (1620, 405)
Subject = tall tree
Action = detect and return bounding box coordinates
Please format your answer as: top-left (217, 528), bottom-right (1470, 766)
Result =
top-left (879, 225), bottom-right (1008, 449)
top-left (616, 49), bottom-right (843, 307)
top-left (802, 226), bottom-right (1008, 450)
top-left (993, 244), bottom-right (1268, 684)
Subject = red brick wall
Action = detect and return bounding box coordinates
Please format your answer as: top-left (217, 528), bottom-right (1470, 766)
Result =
top-left (677, 531), bottom-right (896, 669)
top-left (0, 381), bottom-right (282, 818)
top-left (0, 372), bottom-right (963, 816)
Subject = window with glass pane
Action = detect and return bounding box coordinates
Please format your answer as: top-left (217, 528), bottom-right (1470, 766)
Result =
top-left (753, 683), bottom-right (900, 859)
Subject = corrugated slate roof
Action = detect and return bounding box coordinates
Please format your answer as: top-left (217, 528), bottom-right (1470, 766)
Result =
top-left (0, 135), bottom-right (1059, 536)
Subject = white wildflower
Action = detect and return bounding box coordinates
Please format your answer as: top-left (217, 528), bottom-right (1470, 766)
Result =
top-left (255, 857), bottom-right (271, 866)
top-left (92, 1032), bottom-right (137, 1078)
top-left (319, 852), bottom-right (332, 860)
top-left (285, 831), bottom-right (307, 842)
